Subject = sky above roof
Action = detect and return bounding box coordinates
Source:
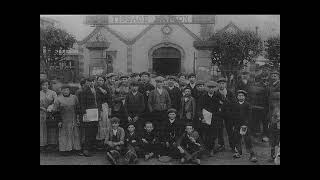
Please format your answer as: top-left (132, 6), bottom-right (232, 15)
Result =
top-left (40, 15), bottom-right (280, 41)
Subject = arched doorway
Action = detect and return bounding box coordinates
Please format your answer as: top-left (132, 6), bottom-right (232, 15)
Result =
top-left (152, 47), bottom-right (181, 76)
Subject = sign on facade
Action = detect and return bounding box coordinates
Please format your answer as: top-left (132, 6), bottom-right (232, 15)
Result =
top-left (84, 15), bottom-right (215, 26)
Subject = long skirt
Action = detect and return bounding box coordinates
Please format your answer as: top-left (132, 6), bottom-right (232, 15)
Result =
top-left (96, 103), bottom-right (110, 140)
top-left (40, 111), bottom-right (47, 147)
top-left (59, 122), bottom-right (81, 151)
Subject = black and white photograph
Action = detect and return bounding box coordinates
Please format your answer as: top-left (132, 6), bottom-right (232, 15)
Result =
top-left (40, 15), bottom-right (280, 165)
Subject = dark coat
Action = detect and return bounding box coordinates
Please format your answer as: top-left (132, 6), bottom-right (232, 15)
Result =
top-left (215, 89), bottom-right (236, 119)
top-left (96, 85), bottom-right (112, 107)
top-left (148, 88), bottom-right (171, 112)
top-left (141, 130), bottom-right (159, 144)
top-left (125, 91), bottom-right (145, 118)
top-left (138, 82), bottom-right (155, 112)
top-left (80, 86), bottom-right (102, 114)
top-left (180, 96), bottom-right (196, 121)
top-left (177, 131), bottom-right (203, 152)
top-left (111, 103), bottom-right (129, 128)
top-left (164, 86), bottom-right (182, 111)
top-left (197, 93), bottom-right (220, 119)
top-left (186, 83), bottom-right (198, 98)
top-left (230, 101), bottom-right (251, 127)
top-left (125, 131), bottom-right (141, 148)
top-left (160, 119), bottom-right (184, 143)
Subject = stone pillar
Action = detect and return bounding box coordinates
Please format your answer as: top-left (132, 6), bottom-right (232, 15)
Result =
top-left (127, 45), bottom-right (133, 73)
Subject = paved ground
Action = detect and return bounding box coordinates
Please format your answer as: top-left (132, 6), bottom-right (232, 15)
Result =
top-left (40, 134), bottom-right (276, 165)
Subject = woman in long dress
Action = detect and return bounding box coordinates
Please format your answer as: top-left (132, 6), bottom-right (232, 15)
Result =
top-left (52, 85), bottom-right (81, 156)
top-left (40, 80), bottom-right (57, 151)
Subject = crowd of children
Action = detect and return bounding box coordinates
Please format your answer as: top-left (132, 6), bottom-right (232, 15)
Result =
top-left (40, 70), bottom-right (280, 165)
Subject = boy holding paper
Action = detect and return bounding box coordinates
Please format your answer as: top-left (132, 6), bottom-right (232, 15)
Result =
top-left (197, 81), bottom-right (220, 156)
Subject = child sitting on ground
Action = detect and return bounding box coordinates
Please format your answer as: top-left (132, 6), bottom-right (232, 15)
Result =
top-left (124, 123), bottom-right (141, 164)
top-left (177, 122), bottom-right (204, 165)
top-left (140, 121), bottom-right (160, 160)
top-left (230, 90), bottom-right (258, 163)
top-left (104, 117), bottom-right (125, 165)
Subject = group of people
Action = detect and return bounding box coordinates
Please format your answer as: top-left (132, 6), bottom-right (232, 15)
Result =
top-left (40, 70), bottom-right (280, 165)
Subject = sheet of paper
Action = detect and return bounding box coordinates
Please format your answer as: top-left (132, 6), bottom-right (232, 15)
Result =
top-left (202, 109), bottom-right (212, 125)
top-left (86, 108), bottom-right (99, 122)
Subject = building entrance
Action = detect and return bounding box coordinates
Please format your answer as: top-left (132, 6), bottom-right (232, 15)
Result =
top-left (152, 47), bottom-right (181, 76)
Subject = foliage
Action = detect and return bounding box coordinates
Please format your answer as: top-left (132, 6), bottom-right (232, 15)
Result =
top-left (209, 29), bottom-right (263, 86)
top-left (40, 26), bottom-right (76, 74)
top-left (265, 35), bottom-right (280, 70)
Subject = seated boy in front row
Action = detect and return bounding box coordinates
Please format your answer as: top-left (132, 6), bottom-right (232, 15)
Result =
top-left (124, 123), bottom-right (142, 164)
top-left (177, 122), bottom-right (204, 165)
top-left (105, 117), bottom-right (125, 165)
top-left (140, 121), bottom-right (160, 160)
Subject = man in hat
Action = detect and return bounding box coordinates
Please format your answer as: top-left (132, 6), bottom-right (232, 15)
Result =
top-left (197, 81), bottom-right (220, 156)
top-left (125, 81), bottom-right (145, 134)
top-left (230, 90), bottom-right (258, 162)
top-left (148, 76), bottom-right (172, 132)
top-left (164, 76), bottom-right (182, 112)
top-left (265, 70), bottom-right (280, 142)
top-left (186, 73), bottom-right (197, 98)
top-left (138, 72), bottom-right (155, 119)
top-left (235, 71), bottom-right (252, 98)
top-left (193, 80), bottom-right (206, 131)
top-left (214, 77), bottom-right (236, 153)
top-left (130, 73), bottom-right (141, 82)
top-left (79, 77), bottom-right (100, 157)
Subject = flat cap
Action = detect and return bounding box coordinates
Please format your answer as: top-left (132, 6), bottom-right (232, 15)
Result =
top-left (155, 76), bottom-right (165, 82)
top-left (217, 77), bottom-right (227, 83)
top-left (167, 108), bottom-right (177, 114)
top-left (60, 84), bottom-right (71, 90)
top-left (140, 71), bottom-right (150, 77)
top-left (241, 71), bottom-right (250, 75)
top-left (120, 75), bottom-right (129, 79)
top-left (196, 80), bottom-right (205, 86)
top-left (130, 73), bottom-right (140, 78)
top-left (167, 75), bottom-right (177, 81)
top-left (188, 73), bottom-right (196, 79)
top-left (86, 77), bottom-right (95, 82)
top-left (237, 90), bottom-right (248, 96)
top-left (270, 71), bottom-right (280, 75)
top-left (110, 117), bottom-right (120, 124)
top-left (106, 73), bottom-right (116, 78)
top-left (205, 81), bottom-right (218, 87)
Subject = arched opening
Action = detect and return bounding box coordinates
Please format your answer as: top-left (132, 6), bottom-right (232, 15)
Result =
top-left (152, 47), bottom-right (181, 76)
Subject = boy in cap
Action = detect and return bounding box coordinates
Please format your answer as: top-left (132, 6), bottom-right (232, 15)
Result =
top-left (125, 81), bottom-right (145, 134)
top-left (130, 73), bottom-right (141, 82)
top-left (230, 90), bottom-right (258, 162)
top-left (197, 81), bottom-right (220, 156)
top-left (177, 122), bottom-right (204, 165)
top-left (159, 108), bottom-right (184, 159)
top-left (140, 121), bottom-right (160, 160)
top-left (193, 80), bottom-right (206, 131)
top-left (164, 76), bottom-right (182, 112)
top-left (148, 76), bottom-right (171, 132)
top-left (105, 117), bottom-right (126, 165)
top-left (124, 123), bottom-right (141, 164)
top-left (214, 77), bottom-right (236, 153)
top-left (180, 87), bottom-right (196, 124)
